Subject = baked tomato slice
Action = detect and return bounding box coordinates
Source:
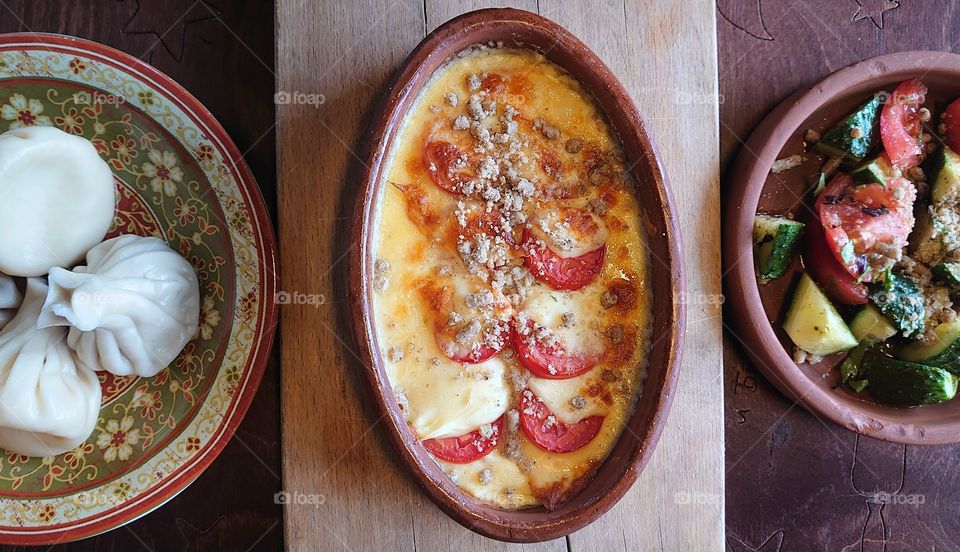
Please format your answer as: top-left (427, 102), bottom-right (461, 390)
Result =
top-left (816, 173), bottom-right (916, 282)
top-left (520, 389), bottom-right (603, 453)
top-left (435, 321), bottom-right (505, 364)
top-left (451, 206), bottom-right (516, 248)
top-left (880, 79), bottom-right (928, 169)
top-left (521, 227), bottom-right (605, 291)
top-left (424, 140), bottom-right (474, 195)
top-left (943, 98), bottom-right (960, 153)
top-left (422, 416), bottom-right (503, 463)
top-left (511, 319), bottom-right (598, 379)
top-left (803, 212), bottom-right (868, 305)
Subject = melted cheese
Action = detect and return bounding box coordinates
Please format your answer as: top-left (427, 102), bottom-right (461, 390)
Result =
top-left (529, 208), bottom-right (609, 259)
top-left (372, 47), bottom-right (652, 510)
top-left (398, 356), bottom-right (509, 439)
top-left (521, 285), bottom-right (605, 358)
top-left (440, 451), bottom-right (538, 509)
top-left (528, 372), bottom-right (609, 425)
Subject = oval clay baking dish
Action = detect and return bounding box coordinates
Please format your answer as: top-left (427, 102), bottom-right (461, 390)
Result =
top-left (724, 51), bottom-right (960, 444)
top-left (347, 8), bottom-right (685, 542)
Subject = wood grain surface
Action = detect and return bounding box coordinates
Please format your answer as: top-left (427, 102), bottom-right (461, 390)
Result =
top-left (0, 1), bottom-right (281, 550)
top-left (277, 1), bottom-right (723, 551)
top-left (719, 1), bottom-right (960, 550)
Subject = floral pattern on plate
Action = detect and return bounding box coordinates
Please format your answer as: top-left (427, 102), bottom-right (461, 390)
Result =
top-left (0, 34), bottom-right (276, 544)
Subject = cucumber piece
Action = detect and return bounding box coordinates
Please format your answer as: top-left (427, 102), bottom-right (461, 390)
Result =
top-left (753, 215), bottom-right (804, 283)
top-left (850, 304), bottom-right (898, 345)
top-left (841, 344), bottom-right (868, 383)
top-left (931, 146), bottom-right (960, 204)
top-left (814, 95), bottom-right (883, 163)
top-left (861, 352), bottom-right (958, 406)
top-left (898, 319), bottom-right (960, 375)
top-left (851, 154), bottom-right (896, 186)
top-left (933, 262), bottom-right (960, 288)
top-left (870, 272), bottom-right (926, 339)
top-left (848, 379), bottom-right (870, 393)
top-left (784, 273), bottom-right (859, 356)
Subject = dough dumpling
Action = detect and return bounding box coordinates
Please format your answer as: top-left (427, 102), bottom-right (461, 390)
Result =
top-left (0, 274), bottom-right (20, 331)
top-left (39, 235), bottom-right (201, 378)
top-left (0, 126), bottom-right (116, 277)
top-left (0, 278), bottom-right (102, 457)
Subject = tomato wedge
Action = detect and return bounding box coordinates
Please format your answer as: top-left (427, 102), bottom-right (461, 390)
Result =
top-left (521, 228), bottom-right (605, 291)
top-left (422, 416), bottom-right (503, 463)
top-left (511, 319), bottom-right (598, 379)
top-left (943, 98), bottom-right (960, 154)
top-left (435, 322), bottom-right (504, 364)
top-left (816, 173), bottom-right (915, 282)
top-left (880, 79), bottom-right (927, 169)
top-left (424, 140), bottom-right (474, 195)
top-left (804, 212), bottom-right (868, 305)
top-left (520, 389), bottom-right (603, 453)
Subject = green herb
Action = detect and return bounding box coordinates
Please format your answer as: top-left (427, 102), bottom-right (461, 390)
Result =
top-left (813, 173), bottom-right (827, 196)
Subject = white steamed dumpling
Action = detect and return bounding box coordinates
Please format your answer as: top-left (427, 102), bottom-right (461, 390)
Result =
top-left (0, 274), bottom-right (20, 331)
top-left (0, 126), bottom-right (116, 277)
top-left (0, 278), bottom-right (102, 457)
top-left (38, 235), bottom-right (200, 378)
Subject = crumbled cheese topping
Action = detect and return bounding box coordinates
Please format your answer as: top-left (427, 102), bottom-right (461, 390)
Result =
top-left (478, 469), bottom-right (493, 485)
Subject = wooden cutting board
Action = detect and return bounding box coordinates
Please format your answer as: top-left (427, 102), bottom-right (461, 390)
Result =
top-left (276, 1), bottom-right (723, 550)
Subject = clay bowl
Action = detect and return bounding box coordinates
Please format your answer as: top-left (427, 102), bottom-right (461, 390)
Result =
top-left (725, 51), bottom-right (960, 445)
top-left (347, 7), bottom-right (684, 543)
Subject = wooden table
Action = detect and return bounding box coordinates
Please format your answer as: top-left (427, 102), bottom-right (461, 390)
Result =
top-left (0, 1), bottom-right (282, 550)
top-left (719, 0), bottom-right (960, 550)
top-left (12, 1), bottom-right (959, 551)
top-left (277, 1), bottom-right (723, 550)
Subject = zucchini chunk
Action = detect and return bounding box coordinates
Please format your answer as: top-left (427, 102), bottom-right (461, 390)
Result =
top-left (862, 352), bottom-right (958, 406)
top-left (931, 146), bottom-right (960, 204)
top-left (814, 95), bottom-right (883, 163)
top-left (869, 271), bottom-right (926, 339)
top-left (753, 215), bottom-right (804, 283)
top-left (784, 273), bottom-right (859, 356)
top-left (898, 319), bottom-right (960, 375)
top-left (850, 304), bottom-right (898, 345)
top-left (933, 262), bottom-right (960, 289)
top-left (851, 154), bottom-right (896, 186)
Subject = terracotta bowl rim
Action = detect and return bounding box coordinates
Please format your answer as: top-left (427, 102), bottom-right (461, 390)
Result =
top-left (346, 7), bottom-right (685, 542)
top-left (724, 50), bottom-right (960, 445)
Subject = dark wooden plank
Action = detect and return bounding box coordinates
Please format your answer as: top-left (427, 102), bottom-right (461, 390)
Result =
top-left (720, 1), bottom-right (960, 550)
top-left (0, 1), bottom-right (281, 550)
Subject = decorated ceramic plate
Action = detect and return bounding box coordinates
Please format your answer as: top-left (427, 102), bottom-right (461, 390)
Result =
top-left (0, 34), bottom-right (277, 543)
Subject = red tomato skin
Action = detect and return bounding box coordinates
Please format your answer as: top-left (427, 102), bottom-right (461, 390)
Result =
top-left (424, 140), bottom-right (471, 195)
top-left (422, 416), bottom-right (503, 464)
top-left (521, 228), bottom-right (605, 291)
top-left (520, 389), bottom-right (604, 453)
top-left (511, 320), bottom-right (598, 379)
top-left (944, 99), bottom-right (960, 153)
top-left (815, 173), bottom-right (915, 283)
top-left (880, 79), bottom-right (928, 170)
top-left (435, 325), bottom-right (503, 364)
top-left (804, 211), bottom-right (869, 305)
